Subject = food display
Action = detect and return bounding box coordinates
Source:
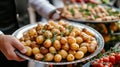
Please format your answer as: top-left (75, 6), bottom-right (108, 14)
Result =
top-left (85, 22), bottom-right (120, 43)
top-left (82, 43), bottom-right (120, 67)
top-left (12, 20), bottom-right (104, 65)
top-left (61, 3), bottom-right (120, 22)
top-left (19, 20), bottom-right (97, 62)
top-left (92, 53), bottom-right (120, 67)
top-left (91, 47), bottom-right (120, 67)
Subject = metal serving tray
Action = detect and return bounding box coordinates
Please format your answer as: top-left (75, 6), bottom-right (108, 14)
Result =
top-left (12, 21), bottom-right (104, 65)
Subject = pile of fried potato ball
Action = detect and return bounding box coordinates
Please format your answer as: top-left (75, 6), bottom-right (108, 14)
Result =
top-left (19, 20), bottom-right (98, 62)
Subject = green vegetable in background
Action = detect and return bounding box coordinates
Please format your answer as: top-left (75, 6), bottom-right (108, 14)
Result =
top-left (101, 0), bottom-right (110, 4)
top-left (70, 8), bottom-right (75, 15)
top-left (87, 3), bottom-right (96, 7)
top-left (84, 9), bottom-right (90, 16)
top-left (79, 9), bottom-right (83, 12)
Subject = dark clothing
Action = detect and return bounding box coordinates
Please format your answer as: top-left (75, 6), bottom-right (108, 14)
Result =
top-left (0, 0), bottom-right (28, 67)
top-left (0, 0), bottom-right (18, 34)
top-left (0, 52), bottom-right (28, 67)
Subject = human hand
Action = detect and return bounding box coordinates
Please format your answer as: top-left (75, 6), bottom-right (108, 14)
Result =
top-left (48, 8), bottom-right (63, 20)
top-left (0, 35), bottom-right (26, 61)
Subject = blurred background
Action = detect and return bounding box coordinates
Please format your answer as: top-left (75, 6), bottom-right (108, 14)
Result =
top-left (15, 0), bottom-right (120, 27)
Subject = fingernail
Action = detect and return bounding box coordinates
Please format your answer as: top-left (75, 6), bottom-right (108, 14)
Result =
top-left (21, 49), bottom-right (27, 53)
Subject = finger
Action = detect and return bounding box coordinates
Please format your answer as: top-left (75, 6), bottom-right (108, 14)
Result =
top-left (11, 50), bottom-right (25, 61)
top-left (57, 8), bottom-right (63, 12)
top-left (0, 49), bottom-right (12, 60)
top-left (12, 38), bottom-right (26, 54)
top-left (1, 45), bottom-right (25, 61)
top-left (7, 46), bottom-right (25, 61)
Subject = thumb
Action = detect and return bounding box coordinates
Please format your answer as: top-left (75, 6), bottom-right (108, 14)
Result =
top-left (12, 38), bottom-right (27, 54)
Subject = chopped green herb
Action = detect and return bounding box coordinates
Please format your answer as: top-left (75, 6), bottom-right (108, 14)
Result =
top-left (42, 57), bottom-right (46, 61)
top-left (87, 3), bottom-right (96, 7)
top-left (94, 15), bottom-right (99, 19)
top-left (70, 8), bottom-right (75, 15)
top-left (85, 12), bottom-right (90, 16)
top-left (60, 32), bottom-right (65, 37)
top-left (79, 9), bottom-right (84, 12)
top-left (51, 32), bottom-right (57, 42)
top-left (66, 25), bottom-right (74, 32)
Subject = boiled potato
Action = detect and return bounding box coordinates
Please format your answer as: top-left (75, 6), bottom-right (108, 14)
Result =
top-left (64, 29), bottom-right (70, 36)
top-left (37, 30), bottom-right (44, 35)
top-left (58, 50), bottom-right (68, 59)
top-left (72, 27), bottom-right (81, 36)
top-left (48, 20), bottom-right (59, 28)
top-left (60, 37), bottom-right (67, 45)
top-left (56, 36), bottom-right (61, 40)
top-left (23, 33), bottom-right (30, 41)
top-left (59, 25), bottom-right (65, 32)
top-left (30, 34), bottom-right (37, 41)
top-left (54, 54), bottom-right (62, 62)
top-left (36, 35), bottom-right (44, 44)
top-left (79, 32), bottom-right (90, 41)
top-left (60, 21), bottom-right (69, 27)
top-left (67, 36), bottom-right (76, 44)
top-left (40, 47), bottom-right (48, 55)
top-left (91, 40), bottom-right (97, 45)
top-left (67, 54), bottom-right (75, 62)
top-left (53, 40), bottom-right (61, 50)
top-left (62, 43), bottom-right (69, 51)
top-left (21, 41), bottom-right (26, 46)
top-left (69, 32), bottom-right (76, 37)
top-left (68, 50), bottom-right (76, 55)
top-left (44, 24), bottom-right (54, 30)
top-left (52, 28), bottom-right (60, 34)
top-left (58, 20), bottom-right (65, 26)
top-left (76, 37), bottom-right (83, 44)
top-left (78, 46), bottom-right (87, 54)
top-left (88, 40), bottom-right (97, 47)
top-left (25, 40), bottom-right (31, 46)
top-left (49, 46), bottom-right (57, 54)
top-left (44, 31), bottom-right (53, 38)
top-left (34, 53), bottom-right (44, 60)
top-left (25, 46), bottom-right (32, 56)
top-left (70, 43), bottom-right (79, 51)
top-left (75, 51), bottom-right (84, 60)
top-left (30, 41), bottom-right (38, 48)
top-left (45, 53), bottom-right (54, 61)
top-left (36, 23), bottom-right (44, 31)
top-left (19, 37), bottom-right (25, 41)
top-left (44, 39), bottom-right (52, 48)
top-left (87, 44), bottom-right (96, 53)
top-left (32, 47), bottom-right (40, 55)
top-left (82, 28), bottom-right (95, 37)
top-left (80, 42), bottom-right (89, 47)
top-left (29, 28), bottom-right (37, 36)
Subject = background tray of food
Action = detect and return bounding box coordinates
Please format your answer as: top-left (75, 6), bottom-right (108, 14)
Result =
top-left (82, 42), bottom-right (120, 67)
top-left (12, 20), bottom-right (104, 65)
top-left (61, 3), bottom-right (120, 23)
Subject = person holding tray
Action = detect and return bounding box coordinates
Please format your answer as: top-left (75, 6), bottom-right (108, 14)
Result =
top-left (0, 0), bottom-right (61, 67)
